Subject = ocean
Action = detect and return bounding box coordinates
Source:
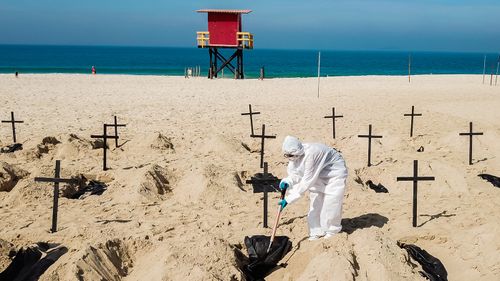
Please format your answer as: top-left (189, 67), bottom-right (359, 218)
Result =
top-left (0, 45), bottom-right (498, 78)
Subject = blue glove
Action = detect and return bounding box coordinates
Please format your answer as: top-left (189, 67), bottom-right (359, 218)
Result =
top-left (278, 199), bottom-right (288, 210)
top-left (279, 179), bottom-right (289, 191)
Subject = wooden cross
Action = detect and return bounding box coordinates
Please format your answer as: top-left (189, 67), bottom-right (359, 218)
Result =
top-left (34, 160), bottom-right (78, 233)
top-left (251, 124), bottom-right (276, 168)
top-left (357, 124), bottom-right (383, 167)
top-left (459, 122), bottom-right (484, 165)
top-left (245, 162), bottom-right (277, 228)
top-left (91, 124), bottom-right (118, 171)
top-left (404, 106), bottom-right (422, 137)
top-left (397, 160), bottom-right (435, 227)
top-left (105, 116), bottom-right (126, 148)
top-left (324, 107), bottom-right (343, 139)
top-left (241, 104), bottom-right (261, 136)
top-left (1, 111), bottom-right (24, 143)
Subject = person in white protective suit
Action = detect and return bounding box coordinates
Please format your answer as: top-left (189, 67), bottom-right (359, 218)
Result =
top-left (278, 136), bottom-right (348, 240)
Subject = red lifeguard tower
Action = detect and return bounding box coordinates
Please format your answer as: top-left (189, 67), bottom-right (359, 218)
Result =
top-left (196, 9), bottom-right (254, 79)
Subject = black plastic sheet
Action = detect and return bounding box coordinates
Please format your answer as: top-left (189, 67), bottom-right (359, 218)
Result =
top-left (237, 235), bottom-right (291, 281)
top-left (398, 242), bottom-right (447, 281)
top-left (478, 174), bottom-right (500, 188)
top-left (365, 180), bottom-right (389, 193)
top-left (71, 180), bottom-right (107, 199)
top-left (0, 143), bottom-right (23, 153)
top-left (0, 243), bottom-right (67, 281)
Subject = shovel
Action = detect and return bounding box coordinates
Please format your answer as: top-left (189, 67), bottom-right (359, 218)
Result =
top-left (266, 185), bottom-right (287, 253)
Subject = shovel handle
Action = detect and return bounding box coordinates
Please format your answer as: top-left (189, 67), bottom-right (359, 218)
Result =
top-left (266, 186), bottom-right (288, 253)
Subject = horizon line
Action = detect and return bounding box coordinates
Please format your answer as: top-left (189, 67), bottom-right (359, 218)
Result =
top-left (0, 43), bottom-right (498, 55)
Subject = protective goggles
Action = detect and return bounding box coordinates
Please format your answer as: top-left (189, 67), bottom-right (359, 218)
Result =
top-left (284, 153), bottom-right (299, 160)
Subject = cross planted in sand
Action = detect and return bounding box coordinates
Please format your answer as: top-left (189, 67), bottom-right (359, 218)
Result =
top-left (241, 104), bottom-right (261, 136)
top-left (324, 107), bottom-right (343, 139)
top-left (105, 116), bottom-right (126, 148)
top-left (251, 124), bottom-right (276, 169)
top-left (34, 160), bottom-right (78, 233)
top-left (459, 122), bottom-right (483, 165)
top-left (397, 160), bottom-right (435, 227)
top-left (1, 111), bottom-right (24, 143)
top-left (357, 124), bottom-right (383, 167)
top-left (245, 162), bottom-right (278, 228)
top-left (91, 124), bottom-right (119, 171)
top-left (404, 106), bottom-right (422, 137)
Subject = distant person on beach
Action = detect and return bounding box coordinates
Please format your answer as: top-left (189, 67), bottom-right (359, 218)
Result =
top-left (91, 66), bottom-right (96, 75)
top-left (15, 71), bottom-right (18, 78)
top-left (278, 136), bottom-right (347, 240)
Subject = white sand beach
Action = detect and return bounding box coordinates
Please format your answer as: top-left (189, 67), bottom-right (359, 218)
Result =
top-left (0, 74), bottom-right (499, 280)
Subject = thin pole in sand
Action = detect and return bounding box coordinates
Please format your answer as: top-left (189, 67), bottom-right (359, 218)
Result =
top-left (491, 65), bottom-right (494, 86)
top-left (324, 107), bottom-right (343, 139)
top-left (483, 55), bottom-right (487, 84)
top-left (317, 51), bottom-right (321, 98)
top-left (404, 106), bottom-right (422, 137)
top-left (251, 124), bottom-right (276, 169)
top-left (263, 162), bottom-right (269, 228)
top-left (496, 56), bottom-right (499, 86)
top-left (459, 122), bottom-right (483, 165)
top-left (34, 160), bottom-right (78, 233)
top-left (241, 104), bottom-right (261, 136)
top-left (357, 124), bottom-right (383, 167)
top-left (408, 54), bottom-right (412, 83)
top-left (397, 160), bottom-right (435, 227)
top-left (1, 111), bottom-right (24, 143)
top-left (91, 124), bottom-right (119, 171)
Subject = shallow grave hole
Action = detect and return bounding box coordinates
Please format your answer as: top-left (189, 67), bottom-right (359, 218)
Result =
top-left (0, 162), bottom-right (29, 192)
top-left (59, 175), bottom-right (108, 199)
top-left (75, 239), bottom-right (140, 281)
top-left (139, 164), bottom-right (174, 201)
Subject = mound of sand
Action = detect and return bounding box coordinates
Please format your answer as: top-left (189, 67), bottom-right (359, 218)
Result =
top-left (0, 239), bottom-right (15, 272)
top-left (139, 164), bottom-right (174, 201)
top-left (269, 229), bottom-right (424, 281)
top-left (0, 162), bottom-right (29, 192)
top-left (150, 133), bottom-right (174, 152)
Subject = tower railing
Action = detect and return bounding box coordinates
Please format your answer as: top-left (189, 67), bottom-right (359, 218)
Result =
top-left (237, 32), bottom-right (254, 49)
top-left (197, 31), bottom-right (210, 48)
top-left (196, 31), bottom-right (254, 49)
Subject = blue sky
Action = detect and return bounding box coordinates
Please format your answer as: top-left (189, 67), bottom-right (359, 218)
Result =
top-left (0, 0), bottom-right (499, 52)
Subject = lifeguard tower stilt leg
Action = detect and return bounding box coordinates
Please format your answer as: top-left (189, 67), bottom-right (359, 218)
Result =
top-left (208, 47), bottom-right (244, 79)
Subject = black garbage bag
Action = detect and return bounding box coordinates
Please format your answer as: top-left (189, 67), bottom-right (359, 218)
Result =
top-left (70, 180), bottom-right (107, 199)
top-left (0, 143), bottom-right (23, 153)
top-left (365, 180), bottom-right (389, 193)
top-left (240, 235), bottom-right (291, 281)
top-left (478, 174), bottom-right (500, 188)
top-left (398, 242), bottom-right (447, 281)
top-left (0, 242), bottom-right (68, 281)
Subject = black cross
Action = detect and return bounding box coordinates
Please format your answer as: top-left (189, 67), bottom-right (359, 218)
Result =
top-left (459, 122), bottom-right (484, 165)
top-left (34, 160), bottom-right (78, 233)
top-left (404, 106), bottom-right (422, 137)
top-left (324, 107), bottom-right (343, 139)
top-left (1, 111), bottom-right (24, 143)
top-left (251, 124), bottom-right (276, 168)
top-left (91, 124), bottom-right (118, 171)
top-left (105, 116), bottom-right (126, 148)
top-left (357, 124), bottom-right (383, 167)
top-left (241, 104), bottom-right (261, 136)
top-left (397, 160), bottom-right (435, 227)
top-left (245, 162), bottom-right (278, 228)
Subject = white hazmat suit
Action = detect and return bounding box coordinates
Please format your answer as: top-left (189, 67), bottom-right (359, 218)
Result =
top-left (281, 136), bottom-right (348, 238)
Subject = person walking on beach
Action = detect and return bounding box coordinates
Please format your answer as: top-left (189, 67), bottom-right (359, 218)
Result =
top-left (278, 136), bottom-right (348, 240)
top-left (91, 65), bottom-right (96, 75)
